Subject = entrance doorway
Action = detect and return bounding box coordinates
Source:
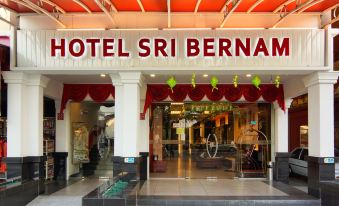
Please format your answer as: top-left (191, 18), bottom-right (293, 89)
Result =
top-left (149, 102), bottom-right (271, 179)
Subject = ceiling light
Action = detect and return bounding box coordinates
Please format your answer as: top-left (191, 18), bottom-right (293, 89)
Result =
top-left (150, 74), bottom-right (156, 78)
top-left (170, 111), bottom-right (182, 115)
top-left (100, 74), bottom-right (106, 77)
top-left (57, 28), bottom-right (106, 31)
top-left (171, 102), bottom-right (184, 105)
top-left (246, 74), bottom-right (252, 78)
top-left (203, 74), bottom-right (209, 77)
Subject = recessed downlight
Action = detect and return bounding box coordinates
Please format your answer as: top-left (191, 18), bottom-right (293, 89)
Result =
top-left (203, 74), bottom-right (209, 77)
top-left (100, 74), bottom-right (106, 77)
top-left (246, 74), bottom-right (252, 78)
top-left (150, 74), bottom-right (156, 77)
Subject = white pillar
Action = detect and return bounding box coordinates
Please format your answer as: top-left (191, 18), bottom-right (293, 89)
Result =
top-left (3, 72), bottom-right (27, 157)
top-left (120, 72), bottom-right (143, 157)
top-left (110, 74), bottom-right (123, 157)
top-left (273, 99), bottom-right (292, 154)
top-left (3, 72), bottom-right (49, 157)
top-left (26, 74), bottom-right (49, 156)
top-left (110, 72), bottom-right (143, 157)
top-left (303, 72), bottom-right (339, 157)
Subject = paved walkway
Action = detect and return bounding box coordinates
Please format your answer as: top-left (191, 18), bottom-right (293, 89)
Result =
top-left (27, 178), bottom-right (107, 206)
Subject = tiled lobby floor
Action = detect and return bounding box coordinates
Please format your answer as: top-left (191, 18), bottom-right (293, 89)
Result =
top-left (138, 179), bottom-right (288, 196)
top-left (27, 177), bottom-right (108, 206)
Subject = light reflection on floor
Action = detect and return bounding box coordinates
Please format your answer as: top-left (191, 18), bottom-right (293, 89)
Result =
top-left (150, 156), bottom-right (235, 179)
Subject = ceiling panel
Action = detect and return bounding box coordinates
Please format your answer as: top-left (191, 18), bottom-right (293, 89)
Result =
top-left (141, 0), bottom-right (167, 12)
top-left (171, 0), bottom-right (197, 12)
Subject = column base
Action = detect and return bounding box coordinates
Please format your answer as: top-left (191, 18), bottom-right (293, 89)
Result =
top-left (53, 152), bottom-right (68, 181)
top-left (274, 152), bottom-right (290, 183)
top-left (308, 156), bottom-right (335, 198)
top-left (112, 156), bottom-right (139, 181)
top-left (139, 152), bottom-right (149, 181)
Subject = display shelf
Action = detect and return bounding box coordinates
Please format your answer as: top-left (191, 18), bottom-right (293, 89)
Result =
top-left (43, 117), bottom-right (56, 180)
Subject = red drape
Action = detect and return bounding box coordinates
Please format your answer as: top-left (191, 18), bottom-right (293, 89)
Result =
top-left (58, 84), bottom-right (115, 120)
top-left (143, 84), bottom-right (285, 115)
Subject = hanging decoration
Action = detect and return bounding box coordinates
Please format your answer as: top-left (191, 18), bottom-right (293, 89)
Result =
top-left (166, 76), bottom-right (177, 92)
top-left (210, 76), bottom-right (219, 91)
top-left (252, 75), bottom-right (261, 89)
top-left (233, 75), bottom-right (239, 88)
top-left (191, 73), bottom-right (196, 88)
top-left (274, 75), bottom-right (281, 88)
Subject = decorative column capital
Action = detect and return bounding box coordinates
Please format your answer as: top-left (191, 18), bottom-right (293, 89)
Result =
top-left (26, 74), bottom-right (50, 88)
top-left (303, 72), bottom-right (339, 88)
top-left (109, 73), bottom-right (123, 86)
top-left (119, 72), bottom-right (144, 86)
top-left (2, 71), bottom-right (27, 84)
top-left (273, 99), bottom-right (293, 110)
top-left (2, 72), bottom-right (50, 88)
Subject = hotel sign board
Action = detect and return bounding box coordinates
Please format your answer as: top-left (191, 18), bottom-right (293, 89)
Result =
top-left (16, 29), bottom-right (325, 70)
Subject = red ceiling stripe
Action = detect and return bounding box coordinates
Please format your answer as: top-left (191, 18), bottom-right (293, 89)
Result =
top-left (0, 0), bottom-right (338, 14)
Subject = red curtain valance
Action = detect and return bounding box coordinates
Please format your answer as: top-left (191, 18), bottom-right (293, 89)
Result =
top-left (58, 84), bottom-right (115, 120)
top-left (143, 84), bottom-right (285, 115)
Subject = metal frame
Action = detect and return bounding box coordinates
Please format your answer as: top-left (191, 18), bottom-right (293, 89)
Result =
top-left (137, 0), bottom-right (145, 12)
top-left (94, 0), bottom-right (116, 26)
top-left (220, 0), bottom-right (242, 28)
top-left (322, 5), bottom-right (339, 28)
top-left (167, 0), bottom-right (171, 28)
top-left (273, 0), bottom-right (295, 13)
top-left (194, 0), bottom-right (202, 13)
top-left (40, 0), bottom-right (66, 14)
top-left (72, 0), bottom-right (92, 14)
top-left (21, 0), bottom-right (66, 28)
top-left (297, 0), bottom-right (324, 14)
top-left (220, 0), bottom-right (232, 13)
top-left (9, 0), bottom-right (42, 14)
top-left (272, 0), bottom-right (317, 28)
top-left (247, 0), bottom-right (265, 14)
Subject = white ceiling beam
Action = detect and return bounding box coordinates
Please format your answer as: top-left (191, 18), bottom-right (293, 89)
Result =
top-left (273, 0), bottom-right (295, 13)
top-left (94, 0), bottom-right (116, 26)
top-left (167, 0), bottom-right (171, 28)
top-left (297, 0), bottom-right (324, 14)
top-left (41, 0), bottom-right (66, 14)
top-left (137, 0), bottom-right (145, 12)
top-left (247, 0), bottom-right (264, 14)
top-left (104, 0), bottom-right (118, 13)
top-left (0, 16), bottom-right (17, 27)
top-left (22, 0), bottom-right (66, 28)
top-left (220, 0), bottom-right (232, 13)
top-left (72, 0), bottom-right (92, 14)
top-left (0, 4), bottom-right (18, 14)
top-left (194, 0), bottom-right (202, 13)
top-left (322, 3), bottom-right (339, 14)
top-left (9, 0), bottom-right (42, 14)
top-left (272, 0), bottom-right (317, 28)
top-left (220, 0), bottom-right (242, 28)
top-left (322, 15), bottom-right (339, 29)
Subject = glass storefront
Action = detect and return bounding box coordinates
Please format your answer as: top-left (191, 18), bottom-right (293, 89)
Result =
top-left (149, 102), bottom-right (271, 179)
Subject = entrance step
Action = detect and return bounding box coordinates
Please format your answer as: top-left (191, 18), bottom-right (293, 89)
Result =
top-left (129, 199), bottom-right (320, 206)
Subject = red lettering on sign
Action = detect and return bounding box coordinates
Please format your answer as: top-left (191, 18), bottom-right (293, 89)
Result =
top-left (203, 38), bottom-right (215, 57)
top-left (235, 38), bottom-right (250, 56)
top-left (51, 38), bottom-right (65, 57)
top-left (154, 38), bottom-right (168, 57)
top-left (86, 39), bottom-right (100, 57)
top-left (272, 38), bottom-right (290, 56)
top-left (218, 38), bottom-right (232, 56)
top-left (253, 38), bottom-right (269, 56)
top-left (171, 39), bottom-right (176, 57)
top-left (103, 39), bottom-right (114, 57)
top-left (139, 38), bottom-right (151, 57)
top-left (117, 38), bottom-right (130, 57)
top-left (69, 39), bottom-right (85, 57)
top-left (186, 38), bottom-right (200, 57)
